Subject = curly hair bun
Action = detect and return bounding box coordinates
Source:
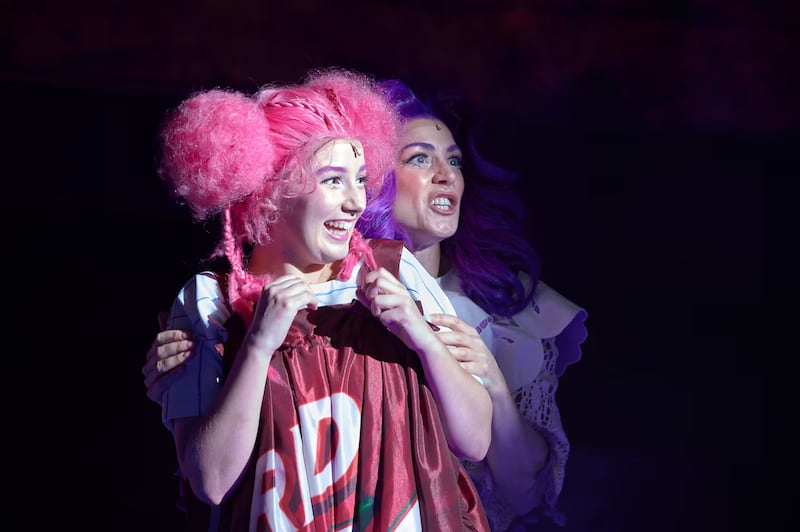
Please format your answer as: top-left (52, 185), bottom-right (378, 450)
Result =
top-left (158, 89), bottom-right (275, 220)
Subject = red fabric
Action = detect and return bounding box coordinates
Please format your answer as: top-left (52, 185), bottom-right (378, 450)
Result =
top-left (220, 240), bottom-right (488, 531)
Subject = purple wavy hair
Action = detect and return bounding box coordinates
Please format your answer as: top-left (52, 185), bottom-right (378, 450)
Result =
top-left (158, 68), bottom-right (397, 323)
top-left (357, 80), bottom-right (541, 317)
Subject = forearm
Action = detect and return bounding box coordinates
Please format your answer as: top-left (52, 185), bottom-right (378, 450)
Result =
top-left (175, 339), bottom-right (273, 505)
top-left (417, 339), bottom-right (492, 461)
top-left (484, 390), bottom-right (549, 515)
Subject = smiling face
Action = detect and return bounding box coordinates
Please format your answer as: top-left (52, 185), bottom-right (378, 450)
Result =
top-left (274, 138), bottom-right (368, 272)
top-left (392, 117), bottom-right (464, 252)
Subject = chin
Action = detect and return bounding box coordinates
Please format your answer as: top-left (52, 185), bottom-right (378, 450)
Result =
top-left (320, 247), bottom-right (350, 264)
top-left (434, 226), bottom-right (458, 240)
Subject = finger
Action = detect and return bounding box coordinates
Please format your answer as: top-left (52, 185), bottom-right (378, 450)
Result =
top-left (156, 329), bottom-right (192, 346)
top-left (145, 333), bottom-right (191, 366)
top-left (427, 313), bottom-right (473, 333)
top-left (433, 330), bottom-right (467, 348)
top-left (362, 268), bottom-right (404, 293)
top-left (446, 345), bottom-right (477, 362)
top-left (265, 279), bottom-right (319, 311)
top-left (458, 361), bottom-right (483, 380)
top-left (156, 350), bottom-right (194, 374)
top-left (159, 339), bottom-right (194, 359)
top-left (143, 349), bottom-right (192, 389)
top-left (367, 293), bottom-right (416, 318)
top-left (143, 338), bottom-right (193, 380)
top-left (264, 275), bottom-right (316, 300)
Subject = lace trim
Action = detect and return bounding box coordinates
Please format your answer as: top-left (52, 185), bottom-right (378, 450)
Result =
top-left (463, 336), bottom-right (569, 531)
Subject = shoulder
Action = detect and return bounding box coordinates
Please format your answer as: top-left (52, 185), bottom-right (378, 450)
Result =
top-left (528, 281), bottom-right (588, 339)
top-left (167, 272), bottom-right (232, 337)
top-left (177, 271), bottom-right (224, 294)
top-left (527, 280), bottom-right (588, 376)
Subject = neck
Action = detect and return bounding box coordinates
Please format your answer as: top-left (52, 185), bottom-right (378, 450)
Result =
top-left (411, 242), bottom-right (445, 278)
top-left (248, 245), bottom-right (338, 284)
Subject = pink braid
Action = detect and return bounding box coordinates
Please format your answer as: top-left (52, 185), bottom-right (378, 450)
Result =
top-left (223, 208), bottom-right (271, 327)
top-left (338, 230), bottom-right (376, 280)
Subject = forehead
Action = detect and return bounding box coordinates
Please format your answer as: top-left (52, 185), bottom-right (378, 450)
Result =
top-left (313, 138), bottom-right (365, 166)
top-left (399, 118), bottom-right (456, 147)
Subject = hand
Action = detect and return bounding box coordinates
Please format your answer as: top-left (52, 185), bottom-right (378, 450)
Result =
top-left (356, 267), bottom-right (437, 353)
top-left (426, 313), bottom-right (509, 397)
top-left (246, 274), bottom-right (320, 353)
top-left (142, 329), bottom-right (195, 402)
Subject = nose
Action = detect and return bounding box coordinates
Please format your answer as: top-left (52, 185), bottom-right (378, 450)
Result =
top-left (432, 158), bottom-right (456, 184)
top-left (342, 183), bottom-right (366, 216)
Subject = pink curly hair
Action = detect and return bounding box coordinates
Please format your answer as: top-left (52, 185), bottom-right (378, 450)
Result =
top-left (157, 68), bottom-right (398, 324)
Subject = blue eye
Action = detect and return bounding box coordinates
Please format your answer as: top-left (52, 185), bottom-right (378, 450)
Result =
top-left (449, 156), bottom-right (463, 169)
top-left (405, 153), bottom-right (429, 167)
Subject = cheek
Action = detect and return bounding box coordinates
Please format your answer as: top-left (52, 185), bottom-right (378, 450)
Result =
top-left (454, 172), bottom-right (465, 195)
top-left (352, 191), bottom-right (367, 213)
top-left (392, 194), bottom-right (420, 227)
top-left (392, 182), bottom-right (417, 217)
top-left (394, 171), bottom-right (423, 203)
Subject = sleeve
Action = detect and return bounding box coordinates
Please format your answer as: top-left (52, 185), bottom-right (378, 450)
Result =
top-left (528, 280), bottom-right (588, 377)
top-left (511, 337), bottom-right (570, 526)
top-left (463, 337), bottom-right (569, 530)
top-left (463, 280), bottom-right (588, 529)
top-left (159, 272), bottom-right (232, 431)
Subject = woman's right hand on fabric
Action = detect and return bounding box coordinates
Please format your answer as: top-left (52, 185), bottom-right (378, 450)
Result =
top-left (246, 274), bottom-right (320, 354)
top-left (142, 329), bottom-right (195, 402)
top-left (356, 266), bottom-right (439, 353)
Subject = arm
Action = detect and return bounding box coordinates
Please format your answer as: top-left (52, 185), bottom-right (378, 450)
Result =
top-left (358, 266), bottom-right (492, 461)
top-left (430, 277), bottom-right (588, 525)
top-left (428, 313), bottom-right (550, 517)
top-left (165, 274), bottom-right (319, 505)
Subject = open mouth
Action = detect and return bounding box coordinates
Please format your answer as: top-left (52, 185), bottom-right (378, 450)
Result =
top-left (431, 196), bottom-right (455, 212)
top-left (324, 220), bottom-right (353, 237)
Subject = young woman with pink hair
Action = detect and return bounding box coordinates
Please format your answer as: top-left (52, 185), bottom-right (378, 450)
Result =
top-left (149, 68), bottom-right (491, 531)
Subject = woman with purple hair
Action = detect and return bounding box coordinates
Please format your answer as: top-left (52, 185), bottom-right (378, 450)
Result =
top-left (354, 80), bottom-right (588, 530)
top-left (146, 77), bottom-right (588, 531)
top-left (148, 68), bottom-right (491, 531)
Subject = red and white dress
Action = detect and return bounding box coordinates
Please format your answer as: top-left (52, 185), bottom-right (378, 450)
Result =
top-left (159, 239), bottom-right (489, 531)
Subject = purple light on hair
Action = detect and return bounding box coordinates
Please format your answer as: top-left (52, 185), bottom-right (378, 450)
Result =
top-left (358, 79), bottom-right (541, 317)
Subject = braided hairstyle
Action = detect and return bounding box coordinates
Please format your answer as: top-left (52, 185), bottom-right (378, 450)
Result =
top-left (157, 68), bottom-right (398, 323)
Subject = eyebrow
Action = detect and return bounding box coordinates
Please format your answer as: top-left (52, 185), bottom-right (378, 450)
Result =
top-left (316, 164), bottom-right (368, 175)
top-left (401, 142), bottom-right (461, 153)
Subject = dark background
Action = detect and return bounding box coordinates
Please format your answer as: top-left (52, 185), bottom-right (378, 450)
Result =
top-left (6, 1), bottom-right (795, 530)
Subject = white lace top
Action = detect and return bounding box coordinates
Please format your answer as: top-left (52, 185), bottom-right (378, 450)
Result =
top-left (438, 271), bottom-right (588, 531)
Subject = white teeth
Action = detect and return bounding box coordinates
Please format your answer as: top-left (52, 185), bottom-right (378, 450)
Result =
top-left (431, 198), bottom-right (452, 209)
top-left (325, 221), bottom-right (353, 230)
